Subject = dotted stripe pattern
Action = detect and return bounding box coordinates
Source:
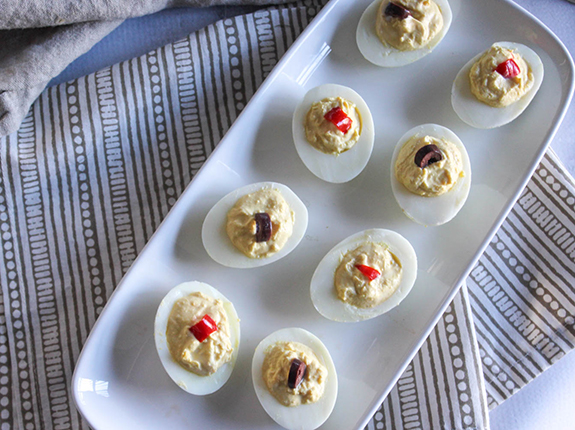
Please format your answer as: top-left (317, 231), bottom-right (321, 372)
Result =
top-left (471, 257), bottom-right (565, 364)
top-left (468, 152), bottom-right (575, 409)
top-left (58, 77), bottom-right (114, 430)
top-left (367, 288), bottom-right (488, 430)
top-left (144, 52), bottom-right (181, 209)
top-left (65, 79), bottom-right (107, 330)
top-left (0, 293), bottom-right (11, 430)
top-left (1, 128), bottom-right (41, 430)
top-left (19, 110), bottom-right (76, 430)
top-left (0, 149), bottom-right (17, 428)
top-left (171, 40), bottom-right (207, 176)
top-left (222, 18), bottom-right (248, 119)
top-left (94, 69), bottom-right (139, 274)
top-left (0, 110), bottom-right (72, 429)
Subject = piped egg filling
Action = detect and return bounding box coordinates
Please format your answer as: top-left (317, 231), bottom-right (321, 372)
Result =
top-left (469, 44), bottom-right (534, 108)
top-left (376, 0), bottom-right (444, 51)
top-left (390, 124), bottom-right (471, 226)
top-left (356, 0), bottom-right (452, 67)
top-left (292, 84), bottom-right (375, 183)
top-left (155, 281), bottom-right (240, 395)
top-left (226, 188), bottom-right (294, 259)
top-left (304, 96), bottom-right (362, 155)
top-left (166, 292), bottom-right (233, 376)
top-left (252, 327), bottom-right (338, 430)
top-left (310, 229), bottom-right (417, 322)
top-left (262, 341), bottom-right (327, 407)
top-left (394, 134), bottom-right (464, 197)
top-left (335, 242), bottom-right (402, 309)
top-left (450, 41), bottom-right (544, 129)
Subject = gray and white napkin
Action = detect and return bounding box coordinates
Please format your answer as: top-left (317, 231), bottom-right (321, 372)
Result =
top-left (0, 0), bottom-right (286, 138)
top-left (0, 1), bottom-right (574, 429)
top-left (368, 284), bottom-right (489, 430)
top-left (370, 149), bottom-right (575, 429)
top-left (468, 153), bottom-right (575, 410)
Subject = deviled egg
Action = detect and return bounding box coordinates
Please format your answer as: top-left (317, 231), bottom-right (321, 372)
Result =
top-left (451, 41), bottom-right (544, 129)
top-left (292, 83), bottom-right (374, 183)
top-left (311, 229), bottom-right (417, 322)
top-left (154, 281), bottom-right (240, 395)
top-left (391, 124), bottom-right (471, 226)
top-left (356, 0), bottom-right (452, 67)
top-left (202, 182), bottom-right (308, 268)
top-left (252, 327), bottom-right (338, 430)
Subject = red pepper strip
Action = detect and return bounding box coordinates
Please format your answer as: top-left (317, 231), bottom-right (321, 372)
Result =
top-left (189, 314), bottom-right (218, 343)
top-left (355, 264), bottom-right (381, 281)
top-left (324, 106), bottom-right (352, 134)
top-left (495, 58), bottom-right (520, 79)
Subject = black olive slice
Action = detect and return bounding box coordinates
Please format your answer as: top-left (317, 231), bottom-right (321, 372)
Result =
top-left (414, 144), bottom-right (443, 168)
top-left (254, 213), bottom-right (272, 242)
top-left (384, 2), bottom-right (412, 19)
top-left (287, 358), bottom-right (307, 389)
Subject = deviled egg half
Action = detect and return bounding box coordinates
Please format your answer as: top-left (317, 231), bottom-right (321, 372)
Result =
top-left (356, 0), bottom-right (452, 67)
top-left (292, 83), bottom-right (375, 183)
top-left (451, 41), bottom-right (544, 129)
top-left (252, 327), bottom-right (338, 430)
top-left (311, 229), bottom-right (417, 322)
top-left (202, 182), bottom-right (308, 268)
top-left (154, 281), bottom-right (240, 395)
top-left (391, 124), bottom-right (471, 226)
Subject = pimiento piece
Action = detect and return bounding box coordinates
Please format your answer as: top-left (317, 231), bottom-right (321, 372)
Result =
top-left (355, 264), bottom-right (381, 281)
top-left (189, 314), bottom-right (218, 343)
top-left (495, 58), bottom-right (520, 79)
top-left (324, 106), bottom-right (352, 134)
top-left (254, 212), bottom-right (272, 242)
top-left (384, 2), bottom-right (412, 19)
top-left (287, 358), bottom-right (307, 389)
top-left (414, 144), bottom-right (443, 168)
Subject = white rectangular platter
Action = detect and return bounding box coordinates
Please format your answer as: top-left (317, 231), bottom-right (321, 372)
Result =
top-left (72, 0), bottom-right (574, 428)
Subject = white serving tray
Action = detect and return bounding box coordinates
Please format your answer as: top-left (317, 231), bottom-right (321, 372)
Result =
top-left (72, 0), bottom-right (574, 428)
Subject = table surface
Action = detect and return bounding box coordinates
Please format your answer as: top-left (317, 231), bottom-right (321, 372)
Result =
top-left (50, 1), bottom-right (575, 429)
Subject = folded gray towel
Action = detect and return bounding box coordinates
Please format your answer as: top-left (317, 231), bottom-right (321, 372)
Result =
top-left (0, 0), bottom-right (287, 138)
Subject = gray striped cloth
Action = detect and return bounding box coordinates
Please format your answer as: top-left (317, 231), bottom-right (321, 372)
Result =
top-left (468, 155), bottom-right (575, 410)
top-left (370, 151), bottom-right (575, 429)
top-left (0, 1), bottom-right (573, 429)
top-left (367, 285), bottom-right (489, 430)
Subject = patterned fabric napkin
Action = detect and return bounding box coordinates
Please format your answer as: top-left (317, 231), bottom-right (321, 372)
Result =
top-left (369, 150), bottom-right (575, 429)
top-left (0, 1), bottom-right (573, 429)
top-left (0, 0), bottom-right (286, 138)
top-left (468, 153), bottom-right (575, 410)
top-left (367, 284), bottom-right (489, 430)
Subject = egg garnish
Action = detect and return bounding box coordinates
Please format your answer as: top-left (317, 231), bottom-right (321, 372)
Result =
top-left (356, 0), bottom-right (453, 67)
top-left (252, 327), bottom-right (338, 430)
top-left (292, 83), bottom-right (374, 183)
top-left (391, 124), bottom-right (471, 226)
top-left (154, 281), bottom-right (240, 395)
top-left (451, 41), bottom-right (544, 129)
top-left (311, 229), bottom-right (417, 322)
top-left (202, 182), bottom-right (308, 268)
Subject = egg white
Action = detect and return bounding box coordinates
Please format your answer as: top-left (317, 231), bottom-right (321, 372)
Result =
top-left (356, 0), bottom-right (453, 67)
top-left (252, 327), bottom-right (338, 430)
top-left (154, 281), bottom-right (240, 395)
top-left (451, 41), bottom-right (544, 129)
top-left (202, 182), bottom-right (308, 268)
top-left (292, 84), bottom-right (375, 183)
top-left (390, 124), bottom-right (471, 226)
top-left (310, 229), bottom-right (417, 322)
